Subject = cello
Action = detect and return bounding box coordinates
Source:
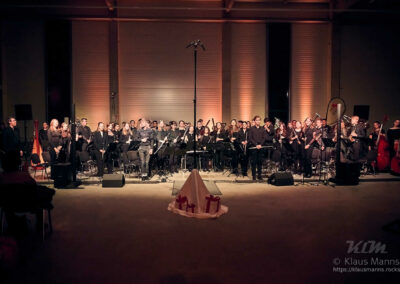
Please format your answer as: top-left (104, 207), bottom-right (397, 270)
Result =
top-left (390, 139), bottom-right (400, 175)
top-left (375, 116), bottom-right (390, 171)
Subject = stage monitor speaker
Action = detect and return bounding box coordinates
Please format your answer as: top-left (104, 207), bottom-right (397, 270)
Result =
top-left (53, 163), bottom-right (72, 188)
top-left (14, 104), bottom-right (33, 121)
top-left (334, 162), bottom-right (360, 185)
top-left (102, 174), bottom-right (125, 188)
top-left (268, 172), bottom-right (294, 186)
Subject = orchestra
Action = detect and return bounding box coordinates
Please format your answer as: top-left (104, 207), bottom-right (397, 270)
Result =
top-left (3, 112), bottom-right (399, 181)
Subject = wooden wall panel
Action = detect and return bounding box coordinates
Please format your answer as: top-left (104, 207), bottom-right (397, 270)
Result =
top-left (290, 23), bottom-right (330, 122)
top-left (72, 21), bottom-right (110, 130)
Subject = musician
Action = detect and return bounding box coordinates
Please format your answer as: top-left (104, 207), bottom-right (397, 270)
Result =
top-left (155, 120), bottom-right (169, 171)
top-left (228, 119), bottom-right (240, 174)
top-left (184, 126), bottom-right (195, 144)
top-left (113, 123), bottom-right (121, 141)
top-left (369, 121), bottom-right (385, 149)
top-left (39, 122), bottom-right (49, 151)
top-left (120, 122), bottom-right (133, 173)
top-left (303, 117), bottom-right (315, 178)
top-left (92, 122), bottom-right (108, 176)
top-left (248, 115), bottom-right (267, 180)
top-left (136, 119), bottom-right (154, 179)
top-left (263, 118), bottom-right (275, 160)
top-left (349, 116), bottom-right (366, 161)
top-left (59, 122), bottom-right (71, 163)
top-left (178, 120), bottom-right (186, 137)
top-left (196, 119), bottom-right (205, 137)
top-left (212, 122), bottom-right (227, 171)
top-left (289, 121), bottom-right (304, 174)
top-left (103, 123), bottom-right (118, 173)
top-left (321, 119), bottom-right (331, 139)
top-left (152, 120), bottom-right (158, 130)
top-left (274, 122), bottom-right (289, 170)
top-left (199, 127), bottom-right (213, 171)
top-left (1, 117), bottom-right (23, 172)
top-left (387, 119), bottom-right (400, 158)
top-left (314, 119), bottom-right (325, 150)
top-left (77, 118), bottom-right (91, 152)
top-left (129, 120), bottom-right (137, 133)
top-left (168, 121), bottom-right (181, 173)
top-left (47, 119), bottom-right (62, 165)
top-left (237, 121), bottom-right (250, 176)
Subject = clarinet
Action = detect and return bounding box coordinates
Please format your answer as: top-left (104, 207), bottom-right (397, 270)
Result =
top-left (244, 131), bottom-right (248, 155)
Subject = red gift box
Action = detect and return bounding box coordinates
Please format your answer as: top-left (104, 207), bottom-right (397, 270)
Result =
top-left (205, 195), bottom-right (220, 213)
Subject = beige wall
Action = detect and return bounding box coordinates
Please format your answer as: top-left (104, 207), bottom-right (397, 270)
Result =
top-left (118, 22), bottom-right (222, 124)
top-left (1, 20), bottom-right (46, 143)
top-left (72, 21), bottom-right (110, 131)
top-left (290, 23), bottom-right (331, 122)
top-left (230, 23), bottom-right (267, 122)
top-left (338, 24), bottom-right (400, 128)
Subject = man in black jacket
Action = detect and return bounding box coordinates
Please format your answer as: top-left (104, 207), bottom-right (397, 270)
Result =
top-left (2, 117), bottom-right (23, 172)
top-left (249, 116), bottom-right (267, 180)
top-left (92, 122), bottom-right (108, 176)
top-left (349, 116), bottom-right (366, 161)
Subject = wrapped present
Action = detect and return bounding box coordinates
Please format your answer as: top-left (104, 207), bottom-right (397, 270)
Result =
top-left (205, 195), bottom-right (220, 213)
top-left (186, 202), bottom-right (196, 213)
top-left (175, 195), bottom-right (187, 210)
top-left (168, 170), bottom-right (228, 219)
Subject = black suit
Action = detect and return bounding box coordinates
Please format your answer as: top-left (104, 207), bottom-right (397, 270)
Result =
top-left (92, 131), bottom-right (109, 175)
top-left (1, 126), bottom-right (22, 172)
top-left (237, 129), bottom-right (250, 175)
top-left (248, 126), bottom-right (267, 179)
top-left (39, 128), bottom-right (49, 150)
top-left (350, 124), bottom-right (366, 161)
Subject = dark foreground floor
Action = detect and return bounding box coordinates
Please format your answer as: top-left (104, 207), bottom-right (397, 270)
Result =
top-left (2, 181), bottom-right (400, 284)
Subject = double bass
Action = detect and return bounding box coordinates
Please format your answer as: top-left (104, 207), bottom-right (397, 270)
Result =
top-left (375, 116), bottom-right (390, 171)
top-left (390, 139), bottom-right (400, 175)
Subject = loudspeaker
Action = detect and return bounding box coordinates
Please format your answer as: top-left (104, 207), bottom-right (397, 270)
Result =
top-left (14, 104), bottom-right (33, 121)
top-left (102, 174), bottom-right (125, 187)
top-left (268, 172), bottom-right (294, 186)
top-left (334, 162), bottom-right (360, 185)
top-left (53, 163), bottom-right (72, 188)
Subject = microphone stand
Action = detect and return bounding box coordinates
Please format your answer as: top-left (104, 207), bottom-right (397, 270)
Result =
top-left (186, 40), bottom-right (205, 170)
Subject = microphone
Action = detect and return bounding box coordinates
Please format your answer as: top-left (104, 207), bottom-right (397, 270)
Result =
top-left (186, 41), bottom-right (195, 48)
top-left (186, 40), bottom-right (206, 51)
top-left (198, 41), bottom-right (206, 51)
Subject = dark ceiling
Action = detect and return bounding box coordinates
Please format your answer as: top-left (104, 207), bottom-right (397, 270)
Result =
top-left (0, 0), bottom-right (399, 22)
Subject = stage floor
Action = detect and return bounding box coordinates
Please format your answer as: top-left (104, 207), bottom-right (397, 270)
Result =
top-left (33, 169), bottom-right (400, 186)
top-left (4, 180), bottom-right (400, 283)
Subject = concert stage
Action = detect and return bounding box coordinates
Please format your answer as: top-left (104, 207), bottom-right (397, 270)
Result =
top-left (33, 170), bottom-right (400, 186)
top-left (5, 179), bottom-right (400, 283)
